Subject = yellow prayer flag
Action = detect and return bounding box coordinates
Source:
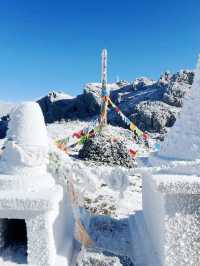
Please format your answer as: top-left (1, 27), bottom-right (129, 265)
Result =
top-left (130, 123), bottom-right (136, 131)
top-left (135, 127), bottom-right (143, 137)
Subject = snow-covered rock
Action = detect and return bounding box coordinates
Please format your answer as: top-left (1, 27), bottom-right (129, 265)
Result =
top-left (76, 246), bottom-right (134, 266)
top-left (132, 101), bottom-right (177, 132)
top-left (163, 81), bottom-right (191, 107)
top-left (78, 133), bottom-right (135, 168)
top-left (116, 80), bottom-right (129, 87)
top-left (0, 115), bottom-right (9, 139)
top-left (76, 248), bottom-right (122, 266)
top-left (132, 77), bottom-right (156, 88)
top-left (37, 90), bottom-right (101, 123)
top-left (35, 69), bottom-right (194, 134)
top-left (0, 102), bottom-right (14, 139)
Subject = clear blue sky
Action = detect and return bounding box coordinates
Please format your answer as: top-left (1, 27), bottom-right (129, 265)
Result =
top-left (0, 0), bottom-right (199, 101)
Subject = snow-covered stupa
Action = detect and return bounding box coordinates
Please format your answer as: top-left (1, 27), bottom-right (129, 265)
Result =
top-left (148, 55), bottom-right (200, 173)
top-left (0, 102), bottom-right (55, 190)
top-left (142, 56), bottom-right (200, 265)
top-left (0, 102), bottom-right (74, 266)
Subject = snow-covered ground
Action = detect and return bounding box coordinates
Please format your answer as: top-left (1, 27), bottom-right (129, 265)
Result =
top-left (47, 119), bottom-right (144, 217)
top-left (47, 120), bottom-right (144, 265)
top-left (0, 56), bottom-right (199, 265)
top-left (0, 119), bottom-right (143, 265)
top-left (1, 57), bottom-right (199, 265)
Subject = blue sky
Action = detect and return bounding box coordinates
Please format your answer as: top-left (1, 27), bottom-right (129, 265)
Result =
top-left (0, 0), bottom-right (199, 101)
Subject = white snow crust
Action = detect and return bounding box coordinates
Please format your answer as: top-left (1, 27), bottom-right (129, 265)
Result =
top-left (0, 102), bottom-right (14, 117)
top-left (141, 56), bottom-right (200, 266)
top-left (8, 102), bottom-right (48, 147)
top-left (151, 56), bottom-right (200, 162)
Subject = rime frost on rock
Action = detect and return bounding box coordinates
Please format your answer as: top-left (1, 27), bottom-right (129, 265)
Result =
top-left (133, 101), bottom-right (177, 132)
top-left (76, 248), bottom-right (122, 266)
top-left (78, 134), bottom-right (135, 168)
top-left (76, 247), bottom-right (134, 266)
top-left (132, 77), bottom-right (156, 88)
top-left (37, 69), bottom-right (193, 133)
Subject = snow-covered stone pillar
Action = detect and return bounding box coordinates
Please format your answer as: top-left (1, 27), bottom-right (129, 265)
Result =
top-left (142, 56), bottom-right (200, 266)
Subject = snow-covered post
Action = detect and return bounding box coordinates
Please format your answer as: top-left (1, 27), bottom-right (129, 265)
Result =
top-left (100, 48), bottom-right (110, 125)
top-left (142, 56), bottom-right (200, 266)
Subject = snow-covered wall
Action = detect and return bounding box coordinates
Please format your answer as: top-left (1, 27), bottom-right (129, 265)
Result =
top-left (143, 174), bottom-right (200, 266)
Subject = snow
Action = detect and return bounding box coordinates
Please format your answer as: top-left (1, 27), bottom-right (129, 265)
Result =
top-left (133, 77), bottom-right (156, 87)
top-left (0, 102), bottom-right (14, 117)
top-left (0, 102), bottom-right (74, 266)
top-left (140, 56), bottom-right (200, 266)
top-left (86, 82), bottom-right (120, 91)
top-left (46, 124), bottom-right (145, 266)
top-left (0, 102), bottom-right (54, 191)
top-left (8, 102), bottom-right (48, 147)
top-left (143, 172), bottom-right (200, 265)
top-left (149, 174), bottom-right (200, 194)
top-left (143, 173), bottom-right (167, 265)
top-left (48, 91), bottom-right (75, 102)
top-left (150, 56), bottom-right (200, 163)
top-left (0, 57), bottom-right (199, 265)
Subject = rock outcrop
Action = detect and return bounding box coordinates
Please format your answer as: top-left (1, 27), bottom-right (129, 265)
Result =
top-left (35, 70), bottom-right (194, 133)
top-left (0, 115), bottom-right (9, 139)
top-left (107, 71), bottom-right (193, 132)
top-left (37, 91), bottom-right (101, 123)
top-left (131, 101), bottom-right (177, 132)
top-left (162, 70), bottom-right (193, 107)
top-left (0, 70), bottom-right (192, 137)
top-left (162, 82), bottom-right (189, 107)
top-left (78, 134), bottom-right (135, 168)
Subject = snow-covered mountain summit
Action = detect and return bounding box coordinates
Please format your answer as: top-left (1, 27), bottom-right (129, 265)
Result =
top-left (36, 70), bottom-right (194, 135)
